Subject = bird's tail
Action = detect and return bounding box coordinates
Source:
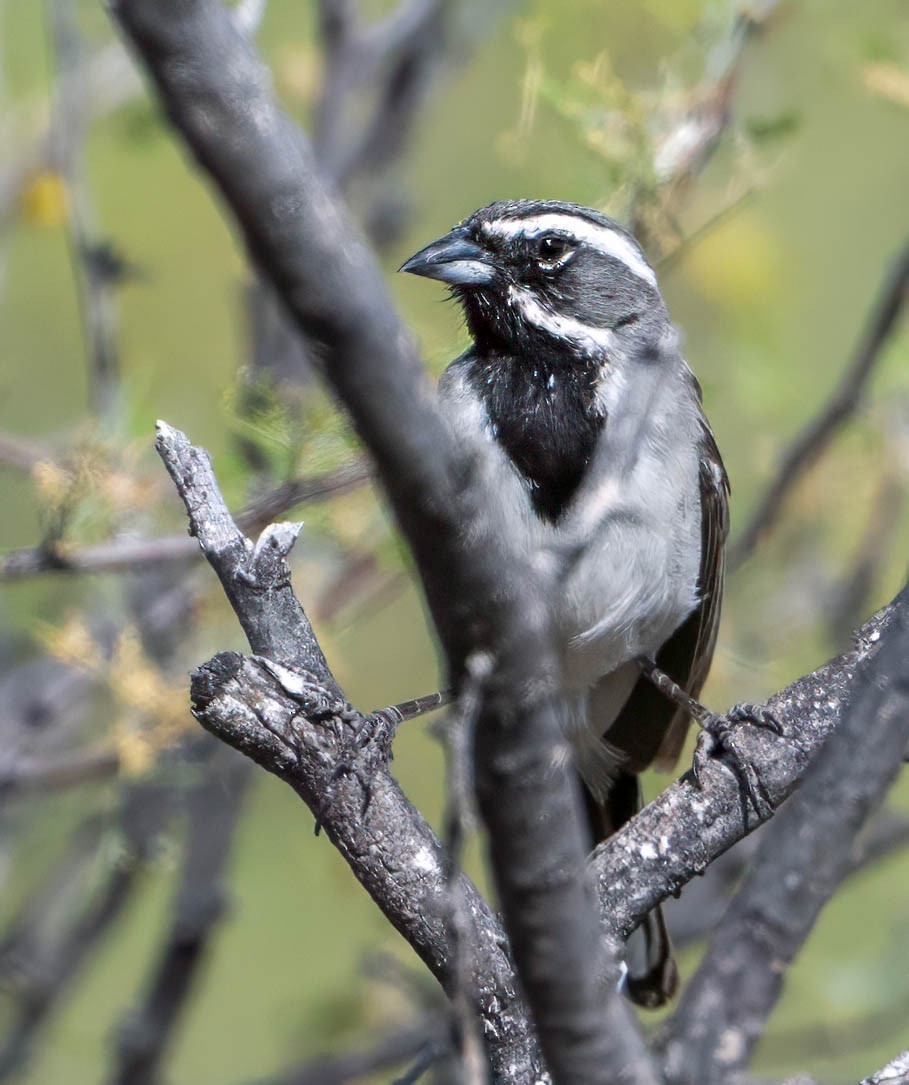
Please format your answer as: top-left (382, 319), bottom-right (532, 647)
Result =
top-left (585, 770), bottom-right (679, 1009)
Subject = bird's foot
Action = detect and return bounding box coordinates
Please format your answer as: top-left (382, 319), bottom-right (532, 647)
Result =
top-left (692, 703), bottom-right (783, 824)
top-left (355, 707), bottom-right (400, 759)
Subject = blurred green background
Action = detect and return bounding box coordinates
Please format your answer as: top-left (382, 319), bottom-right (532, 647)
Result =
top-left (1, 0), bottom-right (909, 1081)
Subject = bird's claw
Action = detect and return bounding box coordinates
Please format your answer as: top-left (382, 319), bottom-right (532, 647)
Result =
top-left (692, 707), bottom-right (779, 824)
top-left (355, 708), bottom-right (399, 759)
top-left (727, 702), bottom-right (784, 736)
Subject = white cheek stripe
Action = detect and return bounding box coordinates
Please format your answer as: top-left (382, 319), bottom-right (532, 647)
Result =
top-left (484, 213), bottom-right (657, 288)
top-left (507, 285), bottom-right (617, 356)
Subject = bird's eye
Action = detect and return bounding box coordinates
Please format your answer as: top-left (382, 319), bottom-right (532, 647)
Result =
top-left (536, 234), bottom-right (572, 266)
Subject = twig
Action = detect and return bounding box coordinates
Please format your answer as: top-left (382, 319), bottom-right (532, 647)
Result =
top-left (0, 781), bottom-right (178, 1081)
top-left (236, 459), bottom-right (370, 528)
top-left (662, 591), bottom-right (909, 1084)
top-left (0, 745), bottom-right (120, 796)
top-left (827, 466), bottom-right (905, 645)
top-left (438, 660), bottom-right (486, 1083)
top-left (0, 430), bottom-right (51, 472)
top-left (312, 0), bottom-right (451, 245)
top-left (731, 239), bottom-right (909, 567)
top-left (239, 1016), bottom-right (448, 1085)
top-left (1, 533), bottom-right (200, 579)
top-left (0, 42), bottom-right (141, 227)
top-left (0, 459), bottom-right (370, 581)
top-left (633, 0), bottom-right (781, 248)
top-left (108, 748), bottom-right (253, 1085)
top-left (656, 187), bottom-right (756, 275)
top-left (313, 546), bottom-right (407, 625)
top-left (45, 0), bottom-right (121, 419)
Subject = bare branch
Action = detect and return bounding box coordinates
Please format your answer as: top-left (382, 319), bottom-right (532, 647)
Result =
top-left (0, 43), bottom-right (141, 228)
top-left (0, 534), bottom-right (199, 579)
top-left (0, 745), bottom-right (119, 796)
top-left (113, 0), bottom-right (649, 1074)
top-left (669, 808), bottom-right (909, 949)
top-left (237, 1015), bottom-right (448, 1085)
top-left (46, 0), bottom-right (121, 418)
top-left (236, 458), bottom-right (370, 528)
top-left (662, 591), bottom-right (909, 1082)
top-left (108, 749), bottom-right (253, 1085)
top-left (0, 430), bottom-right (50, 472)
top-left (0, 782), bottom-right (178, 1081)
top-left (731, 239), bottom-right (909, 567)
top-left (827, 462), bottom-right (905, 644)
top-left (153, 422), bottom-right (541, 1081)
top-left (860, 1050), bottom-right (909, 1085)
top-left (0, 459), bottom-right (369, 581)
top-left (149, 429), bottom-right (909, 1080)
top-left (589, 587), bottom-right (905, 939)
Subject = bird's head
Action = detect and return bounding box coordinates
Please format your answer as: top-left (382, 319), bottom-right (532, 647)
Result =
top-left (400, 199), bottom-right (667, 357)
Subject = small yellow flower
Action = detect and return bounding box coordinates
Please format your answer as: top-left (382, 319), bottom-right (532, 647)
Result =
top-left (20, 170), bottom-right (69, 227)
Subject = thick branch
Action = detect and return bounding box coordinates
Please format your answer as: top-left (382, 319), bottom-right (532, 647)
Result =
top-left (732, 239), bottom-right (909, 566)
top-left (153, 422), bottom-right (540, 1081)
top-left (663, 590), bottom-right (909, 1082)
top-left (191, 651), bottom-right (540, 1079)
top-left (589, 589), bottom-right (904, 939)
top-left (669, 808), bottom-right (909, 950)
top-left (116, 2), bottom-right (643, 1077)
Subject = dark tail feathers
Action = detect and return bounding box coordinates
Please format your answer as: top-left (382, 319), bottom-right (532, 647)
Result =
top-left (586, 769), bottom-right (678, 1009)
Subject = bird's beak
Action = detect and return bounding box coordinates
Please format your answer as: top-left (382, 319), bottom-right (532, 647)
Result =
top-left (399, 226), bottom-right (495, 286)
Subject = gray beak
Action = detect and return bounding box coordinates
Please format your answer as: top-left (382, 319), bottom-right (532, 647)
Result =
top-left (399, 226), bottom-right (495, 286)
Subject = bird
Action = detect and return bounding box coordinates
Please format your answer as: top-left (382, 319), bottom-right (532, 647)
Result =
top-left (400, 198), bottom-right (730, 1008)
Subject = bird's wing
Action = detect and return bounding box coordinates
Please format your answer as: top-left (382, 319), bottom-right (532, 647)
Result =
top-left (599, 410), bottom-right (730, 774)
top-left (651, 415), bottom-right (730, 769)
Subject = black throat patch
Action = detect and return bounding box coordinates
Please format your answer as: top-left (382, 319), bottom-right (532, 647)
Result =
top-left (467, 351), bottom-right (606, 523)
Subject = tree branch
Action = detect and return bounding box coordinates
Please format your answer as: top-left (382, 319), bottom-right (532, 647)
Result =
top-left (589, 588), bottom-right (905, 940)
top-left (668, 808), bottom-right (909, 950)
top-left (0, 745), bottom-right (119, 796)
top-left (108, 748), bottom-right (253, 1085)
top-left (114, 0), bottom-right (649, 1077)
top-left (0, 459), bottom-right (369, 581)
top-left (860, 1051), bottom-right (909, 1085)
top-left (0, 782), bottom-right (178, 1082)
top-left (247, 1017), bottom-right (449, 1085)
top-left (153, 422), bottom-right (541, 1082)
top-left (662, 591), bottom-right (909, 1083)
top-left (151, 422), bottom-right (909, 1084)
top-left (731, 238), bottom-right (909, 567)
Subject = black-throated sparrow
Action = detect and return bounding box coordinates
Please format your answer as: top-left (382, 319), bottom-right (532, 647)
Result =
top-left (401, 199), bottom-right (730, 1008)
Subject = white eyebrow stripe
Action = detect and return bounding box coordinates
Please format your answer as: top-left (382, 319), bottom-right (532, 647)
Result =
top-left (483, 213), bottom-right (657, 288)
top-left (507, 285), bottom-right (617, 356)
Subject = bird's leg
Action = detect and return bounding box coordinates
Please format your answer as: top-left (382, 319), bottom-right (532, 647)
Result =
top-left (310, 689), bottom-right (453, 833)
top-left (636, 656), bottom-right (782, 821)
top-left (357, 688), bottom-right (454, 753)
